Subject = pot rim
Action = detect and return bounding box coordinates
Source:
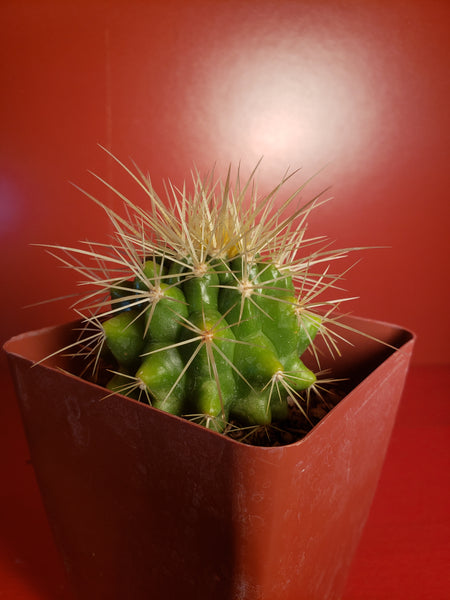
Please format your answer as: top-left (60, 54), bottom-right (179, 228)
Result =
top-left (3, 315), bottom-right (415, 451)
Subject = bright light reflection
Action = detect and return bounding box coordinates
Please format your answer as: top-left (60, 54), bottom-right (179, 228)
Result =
top-left (201, 36), bottom-right (380, 176)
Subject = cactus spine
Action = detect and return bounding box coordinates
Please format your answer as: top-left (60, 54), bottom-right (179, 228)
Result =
top-left (47, 155), bottom-right (354, 437)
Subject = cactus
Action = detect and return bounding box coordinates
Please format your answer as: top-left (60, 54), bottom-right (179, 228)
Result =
top-left (45, 154), bottom-right (359, 441)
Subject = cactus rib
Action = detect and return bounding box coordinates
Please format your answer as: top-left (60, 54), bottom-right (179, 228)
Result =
top-left (41, 155), bottom-right (368, 442)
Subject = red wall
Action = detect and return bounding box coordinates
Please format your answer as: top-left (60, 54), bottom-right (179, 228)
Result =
top-left (1, 0), bottom-right (449, 365)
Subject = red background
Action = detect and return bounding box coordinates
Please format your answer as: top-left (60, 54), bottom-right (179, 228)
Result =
top-left (1, 1), bottom-right (449, 598)
top-left (1, 0), bottom-right (449, 362)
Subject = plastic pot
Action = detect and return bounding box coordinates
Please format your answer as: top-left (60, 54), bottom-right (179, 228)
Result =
top-left (4, 315), bottom-right (414, 600)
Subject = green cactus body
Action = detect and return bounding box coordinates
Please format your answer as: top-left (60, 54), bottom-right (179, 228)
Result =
top-left (136, 342), bottom-right (186, 415)
top-left (231, 389), bottom-right (273, 426)
top-left (254, 263), bottom-right (299, 360)
top-left (58, 162), bottom-right (345, 438)
top-left (232, 330), bottom-right (283, 388)
top-left (144, 283), bottom-right (188, 342)
top-left (102, 310), bottom-right (145, 369)
top-left (134, 259), bottom-right (167, 291)
top-left (102, 254), bottom-right (321, 427)
top-left (211, 257), bottom-right (235, 286)
top-left (167, 257), bottom-right (191, 285)
top-left (181, 309), bottom-right (237, 421)
top-left (219, 258), bottom-right (282, 370)
top-left (282, 353), bottom-right (317, 391)
top-left (218, 285), bottom-right (260, 339)
top-left (182, 268), bottom-right (220, 313)
top-left (251, 262), bottom-right (318, 391)
top-left (231, 385), bottom-right (291, 426)
top-left (101, 251), bottom-right (322, 429)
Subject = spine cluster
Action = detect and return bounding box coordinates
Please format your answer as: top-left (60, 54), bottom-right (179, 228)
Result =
top-left (47, 155), bottom-right (352, 435)
top-left (103, 253), bottom-right (321, 430)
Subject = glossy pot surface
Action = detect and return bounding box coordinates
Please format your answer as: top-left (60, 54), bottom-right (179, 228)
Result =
top-left (4, 316), bottom-right (414, 600)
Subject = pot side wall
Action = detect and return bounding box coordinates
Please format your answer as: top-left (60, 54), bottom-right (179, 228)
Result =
top-left (4, 317), bottom-right (414, 600)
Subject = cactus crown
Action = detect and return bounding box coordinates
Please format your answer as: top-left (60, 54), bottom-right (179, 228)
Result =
top-left (43, 153), bottom-right (361, 445)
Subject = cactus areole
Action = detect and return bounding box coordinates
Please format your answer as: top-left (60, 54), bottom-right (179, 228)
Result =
top-left (45, 155), bottom-right (365, 444)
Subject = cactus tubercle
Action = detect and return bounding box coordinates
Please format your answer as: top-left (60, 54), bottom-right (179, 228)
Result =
top-left (45, 156), bottom-right (360, 442)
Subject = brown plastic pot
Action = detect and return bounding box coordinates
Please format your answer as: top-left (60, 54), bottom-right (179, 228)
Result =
top-left (4, 315), bottom-right (414, 600)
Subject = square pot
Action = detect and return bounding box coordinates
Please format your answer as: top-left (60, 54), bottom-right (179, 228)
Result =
top-left (4, 315), bottom-right (414, 600)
